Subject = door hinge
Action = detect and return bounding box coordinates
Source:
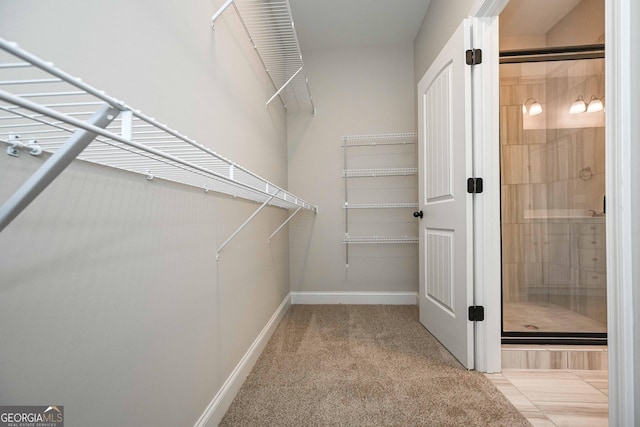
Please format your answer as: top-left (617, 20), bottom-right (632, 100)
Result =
top-left (467, 177), bottom-right (483, 194)
top-left (466, 48), bottom-right (483, 65)
top-left (468, 306), bottom-right (485, 322)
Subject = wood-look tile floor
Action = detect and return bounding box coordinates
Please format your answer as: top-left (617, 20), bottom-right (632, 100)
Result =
top-left (503, 302), bottom-right (607, 333)
top-left (487, 369), bottom-right (608, 426)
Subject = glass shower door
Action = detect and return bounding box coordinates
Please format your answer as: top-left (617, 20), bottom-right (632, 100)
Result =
top-left (500, 55), bottom-right (606, 340)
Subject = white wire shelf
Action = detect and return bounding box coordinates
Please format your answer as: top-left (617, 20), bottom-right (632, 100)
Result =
top-left (343, 203), bottom-right (418, 209)
top-left (342, 236), bottom-right (419, 245)
top-left (0, 38), bottom-right (317, 220)
top-left (342, 132), bottom-right (417, 147)
top-left (342, 168), bottom-right (418, 178)
top-left (341, 132), bottom-right (419, 266)
top-left (211, 0), bottom-right (314, 114)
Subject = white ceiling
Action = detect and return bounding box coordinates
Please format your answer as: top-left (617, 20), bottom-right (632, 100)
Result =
top-left (288, 0), bottom-right (586, 51)
top-left (500, 0), bottom-right (582, 37)
top-left (289, 0), bottom-right (432, 51)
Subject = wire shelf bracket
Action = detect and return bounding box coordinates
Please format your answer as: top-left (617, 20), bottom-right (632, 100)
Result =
top-left (268, 206), bottom-right (301, 243)
top-left (0, 38), bottom-right (317, 235)
top-left (0, 103), bottom-right (118, 232)
top-left (210, 0), bottom-right (316, 114)
top-left (216, 193), bottom-right (275, 260)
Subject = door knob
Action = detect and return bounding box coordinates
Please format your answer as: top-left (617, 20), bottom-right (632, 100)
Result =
top-left (413, 210), bottom-right (423, 218)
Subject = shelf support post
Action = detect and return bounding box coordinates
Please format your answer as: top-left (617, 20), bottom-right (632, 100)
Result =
top-left (210, 0), bottom-right (235, 29)
top-left (268, 207), bottom-right (301, 243)
top-left (0, 103), bottom-right (119, 233)
top-left (217, 193), bottom-right (277, 260)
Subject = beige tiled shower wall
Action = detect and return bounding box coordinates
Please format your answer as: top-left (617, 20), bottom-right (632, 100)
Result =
top-left (500, 58), bottom-right (606, 326)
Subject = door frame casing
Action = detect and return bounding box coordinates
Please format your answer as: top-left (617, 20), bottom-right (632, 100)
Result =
top-left (468, 0), bottom-right (637, 424)
top-left (603, 0), bottom-right (637, 425)
top-left (467, 0), bottom-right (507, 374)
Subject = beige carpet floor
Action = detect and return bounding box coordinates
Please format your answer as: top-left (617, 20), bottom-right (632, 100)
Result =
top-left (221, 305), bottom-right (530, 426)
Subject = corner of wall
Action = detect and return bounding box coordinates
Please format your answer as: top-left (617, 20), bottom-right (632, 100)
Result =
top-left (195, 293), bottom-right (291, 427)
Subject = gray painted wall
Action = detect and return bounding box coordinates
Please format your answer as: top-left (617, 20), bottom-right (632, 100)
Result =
top-left (413, 0), bottom-right (476, 84)
top-left (0, 0), bottom-right (296, 425)
top-left (287, 44), bottom-right (417, 293)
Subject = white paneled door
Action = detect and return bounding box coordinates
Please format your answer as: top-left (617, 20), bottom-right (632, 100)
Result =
top-left (417, 20), bottom-right (474, 369)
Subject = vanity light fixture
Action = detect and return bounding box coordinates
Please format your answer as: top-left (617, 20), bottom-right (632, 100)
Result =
top-left (569, 95), bottom-right (587, 114)
top-left (586, 95), bottom-right (604, 112)
top-left (522, 98), bottom-right (543, 116)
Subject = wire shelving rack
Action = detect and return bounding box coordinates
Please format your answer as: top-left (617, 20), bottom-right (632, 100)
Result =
top-left (341, 133), bottom-right (419, 267)
top-left (0, 38), bottom-right (317, 246)
top-left (211, 0), bottom-right (315, 114)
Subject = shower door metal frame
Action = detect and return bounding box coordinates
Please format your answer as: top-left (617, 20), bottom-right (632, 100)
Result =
top-left (499, 44), bottom-right (605, 64)
top-left (498, 46), bottom-right (608, 345)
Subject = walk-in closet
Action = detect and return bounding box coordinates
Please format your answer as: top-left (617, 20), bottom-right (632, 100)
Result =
top-left (1, 0), bottom-right (638, 426)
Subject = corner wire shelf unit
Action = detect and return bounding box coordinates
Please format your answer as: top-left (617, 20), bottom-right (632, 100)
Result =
top-left (342, 132), bottom-right (419, 267)
top-left (0, 38), bottom-right (317, 256)
top-left (211, 0), bottom-right (315, 114)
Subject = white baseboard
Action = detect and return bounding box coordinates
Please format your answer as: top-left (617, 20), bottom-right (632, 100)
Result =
top-left (290, 291), bottom-right (418, 305)
top-left (194, 293), bottom-right (291, 427)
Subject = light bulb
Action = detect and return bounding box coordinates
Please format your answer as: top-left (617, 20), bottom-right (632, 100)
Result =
top-left (587, 95), bottom-right (604, 113)
top-left (529, 101), bottom-right (543, 116)
top-left (569, 95), bottom-right (587, 114)
top-left (523, 98), bottom-right (542, 116)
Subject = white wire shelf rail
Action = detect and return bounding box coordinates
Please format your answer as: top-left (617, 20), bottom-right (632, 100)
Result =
top-left (342, 132), bottom-right (417, 147)
top-left (211, 0), bottom-right (315, 114)
top-left (342, 237), bottom-right (419, 245)
top-left (343, 203), bottom-right (419, 209)
top-left (0, 38), bottom-right (317, 242)
top-left (342, 168), bottom-right (418, 178)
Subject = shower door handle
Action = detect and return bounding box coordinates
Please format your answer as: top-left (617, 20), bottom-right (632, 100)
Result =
top-left (413, 210), bottom-right (423, 219)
